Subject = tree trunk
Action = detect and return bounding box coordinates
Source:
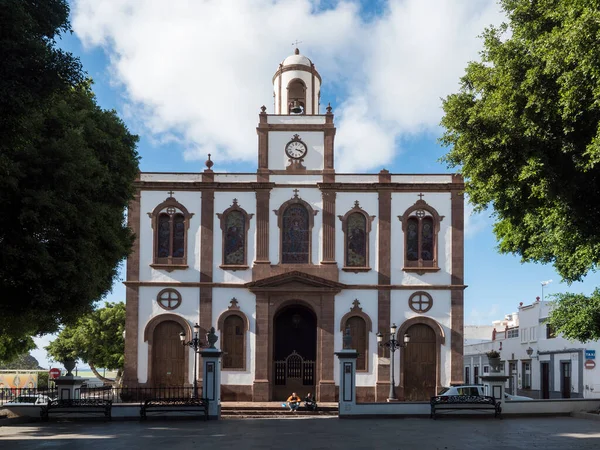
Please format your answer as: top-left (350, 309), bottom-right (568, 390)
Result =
top-left (89, 362), bottom-right (116, 384)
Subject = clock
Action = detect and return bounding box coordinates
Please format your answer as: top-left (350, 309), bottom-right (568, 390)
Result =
top-left (285, 135), bottom-right (308, 159)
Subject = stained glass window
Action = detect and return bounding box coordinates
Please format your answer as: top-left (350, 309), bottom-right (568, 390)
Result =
top-left (223, 315), bottom-right (244, 369)
top-left (406, 218), bottom-right (419, 261)
top-left (282, 205), bottom-right (309, 263)
top-left (173, 214), bottom-right (185, 257)
top-left (157, 213), bottom-right (171, 258)
top-left (421, 217), bottom-right (433, 261)
top-left (224, 211), bottom-right (245, 265)
top-left (346, 213), bottom-right (367, 267)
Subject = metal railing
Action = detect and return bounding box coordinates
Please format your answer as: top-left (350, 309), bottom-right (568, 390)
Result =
top-left (0, 387), bottom-right (203, 406)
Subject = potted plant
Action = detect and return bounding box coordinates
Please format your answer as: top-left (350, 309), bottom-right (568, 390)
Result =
top-left (485, 350), bottom-right (502, 372)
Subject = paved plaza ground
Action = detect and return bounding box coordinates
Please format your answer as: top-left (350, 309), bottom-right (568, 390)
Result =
top-left (1, 416), bottom-right (599, 449)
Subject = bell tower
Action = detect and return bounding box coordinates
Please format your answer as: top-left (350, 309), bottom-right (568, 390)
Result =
top-left (272, 48), bottom-right (321, 115)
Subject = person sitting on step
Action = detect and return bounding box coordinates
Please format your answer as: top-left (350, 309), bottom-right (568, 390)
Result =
top-left (304, 393), bottom-right (317, 411)
top-left (286, 392), bottom-right (302, 412)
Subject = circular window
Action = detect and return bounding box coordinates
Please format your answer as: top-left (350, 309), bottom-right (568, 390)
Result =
top-left (409, 291), bottom-right (433, 314)
top-left (157, 288), bottom-right (182, 310)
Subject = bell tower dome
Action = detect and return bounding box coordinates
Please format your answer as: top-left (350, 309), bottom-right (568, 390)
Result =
top-left (272, 48), bottom-right (321, 115)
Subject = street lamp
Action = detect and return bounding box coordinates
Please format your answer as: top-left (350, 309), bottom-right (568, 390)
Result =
top-left (179, 323), bottom-right (204, 399)
top-left (541, 280), bottom-right (552, 302)
top-left (377, 323), bottom-right (410, 402)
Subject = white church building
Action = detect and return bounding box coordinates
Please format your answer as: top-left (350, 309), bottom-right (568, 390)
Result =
top-left (123, 49), bottom-right (466, 402)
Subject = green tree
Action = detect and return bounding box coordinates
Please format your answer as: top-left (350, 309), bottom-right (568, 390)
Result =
top-left (547, 290), bottom-right (600, 342)
top-left (0, 1), bottom-right (139, 359)
top-left (46, 302), bottom-right (125, 383)
top-left (440, 0), bottom-right (600, 338)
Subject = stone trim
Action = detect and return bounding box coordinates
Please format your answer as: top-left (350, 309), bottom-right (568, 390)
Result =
top-left (143, 314), bottom-right (193, 387)
top-left (450, 176), bottom-right (465, 384)
top-left (255, 189), bottom-right (271, 263)
top-left (396, 316), bottom-right (446, 396)
top-left (398, 197), bottom-right (444, 273)
top-left (199, 187), bottom-right (215, 361)
top-left (217, 299), bottom-right (250, 371)
top-left (147, 194), bottom-right (194, 267)
top-left (272, 63), bottom-right (322, 84)
top-left (273, 191), bottom-right (318, 264)
top-left (216, 199), bottom-right (254, 269)
top-left (124, 190), bottom-right (141, 387)
top-left (338, 200), bottom-right (375, 271)
top-left (156, 288), bottom-right (182, 311)
top-left (408, 291), bottom-right (433, 314)
top-left (321, 190), bottom-right (336, 263)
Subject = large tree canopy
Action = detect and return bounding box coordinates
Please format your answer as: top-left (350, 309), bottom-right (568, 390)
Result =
top-left (546, 290), bottom-right (600, 342)
top-left (0, 1), bottom-right (139, 359)
top-left (441, 0), bottom-right (600, 283)
top-left (46, 302), bottom-right (125, 383)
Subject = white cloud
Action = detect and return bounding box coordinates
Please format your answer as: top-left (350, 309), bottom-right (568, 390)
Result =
top-left (72, 0), bottom-right (505, 171)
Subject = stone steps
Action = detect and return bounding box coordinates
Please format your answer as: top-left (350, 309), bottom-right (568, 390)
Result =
top-left (220, 405), bottom-right (338, 419)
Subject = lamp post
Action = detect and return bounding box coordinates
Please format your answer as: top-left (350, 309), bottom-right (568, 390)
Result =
top-left (179, 323), bottom-right (204, 399)
top-left (541, 279), bottom-right (552, 302)
top-left (377, 323), bottom-right (410, 402)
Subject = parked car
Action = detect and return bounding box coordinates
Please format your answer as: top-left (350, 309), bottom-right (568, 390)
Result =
top-left (4, 394), bottom-right (52, 405)
top-left (504, 393), bottom-right (533, 401)
top-left (437, 385), bottom-right (533, 401)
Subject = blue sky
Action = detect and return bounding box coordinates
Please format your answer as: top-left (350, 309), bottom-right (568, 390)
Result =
top-left (32, 0), bottom-right (600, 366)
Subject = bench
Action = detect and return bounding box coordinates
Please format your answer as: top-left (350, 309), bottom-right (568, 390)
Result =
top-left (140, 397), bottom-right (209, 420)
top-left (430, 395), bottom-right (501, 419)
top-left (40, 398), bottom-right (112, 421)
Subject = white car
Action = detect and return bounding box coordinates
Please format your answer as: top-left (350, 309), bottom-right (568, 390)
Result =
top-left (437, 385), bottom-right (533, 400)
top-left (4, 394), bottom-right (51, 406)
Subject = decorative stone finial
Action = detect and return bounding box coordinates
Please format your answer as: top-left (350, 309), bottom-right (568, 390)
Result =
top-left (293, 188), bottom-right (300, 198)
top-left (343, 326), bottom-right (353, 350)
top-left (260, 105), bottom-right (267, 113)
top-left (205, 153), bottom-right (214, 170)
top-left (206, 327), bottom-right (218, 349)
top-left (326, 103), bottom-right (332, 114)
top-left (354, 200), bottom-right (360, 208)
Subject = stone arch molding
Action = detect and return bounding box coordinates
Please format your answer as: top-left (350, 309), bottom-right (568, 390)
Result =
top-left (143, 313), bottom-right (193, 388)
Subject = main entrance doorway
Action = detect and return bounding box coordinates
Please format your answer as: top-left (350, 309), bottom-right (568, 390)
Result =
top-left (272, 305), bottom-right (317, 400)
top-left (152, 321), bottom-right (185, 387)
top-left (403, 323), bottom-right (436, 401)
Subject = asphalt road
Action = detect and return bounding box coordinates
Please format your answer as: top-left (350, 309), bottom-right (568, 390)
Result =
top-left (1, 416), bottom-right (599, 449)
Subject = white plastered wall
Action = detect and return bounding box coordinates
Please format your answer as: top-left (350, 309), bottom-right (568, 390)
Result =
top-left (139, 190), bottom-right (202, 283)
top-left (273, 70), bottom-right (320, 115)
top-left (390, 192), bottom-right (453, 286)
top-left (335, 192), bottom-right (379, 285)
top-left (137, 286), bottom-right (200, 384)
top-left (334, 290), bottom-right (378, 386)
top-left (390, 290), bottom-right (452, 388)
top-left (212, 192), bottom-right (256, 284)
top-left (268, 131), bottom-right (324, 171)
top-left (212, 288), bottom-right (256, 386)
top-left (269, 187), bottom-right (323, 264)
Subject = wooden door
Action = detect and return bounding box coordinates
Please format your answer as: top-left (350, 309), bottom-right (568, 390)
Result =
top-left (403, 324), bottom-right (436, 401)
top-left (541, 362), bottom-right (550, 399)
top-left (152, 321), bottom-right (185, 387)
top-left (561, 362), bottom-right (571, 398)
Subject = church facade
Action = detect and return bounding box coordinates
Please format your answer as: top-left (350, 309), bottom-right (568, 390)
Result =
top-left (123, 49), bottom-right (466, 402)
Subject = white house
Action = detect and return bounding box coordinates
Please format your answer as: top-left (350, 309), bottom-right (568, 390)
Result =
top-left (123, 49), bottom-right (466, 402)
top-left (464, 299), bottom-right (600, 399)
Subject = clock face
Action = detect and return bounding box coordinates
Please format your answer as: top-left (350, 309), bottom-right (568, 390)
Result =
top-left (285, 140), bottom-right (307, 159)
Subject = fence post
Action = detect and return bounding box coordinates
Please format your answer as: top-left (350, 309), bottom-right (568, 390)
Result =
top-left (200, 348), bottom-right (222, 420)
top-left (335, 349), bottom-right (358, 416)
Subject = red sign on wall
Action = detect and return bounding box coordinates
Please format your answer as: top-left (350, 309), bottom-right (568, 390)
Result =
top-left (584, 359), bottom-right (596, 369)
top-left (49, 368), bottom-right (61, 379)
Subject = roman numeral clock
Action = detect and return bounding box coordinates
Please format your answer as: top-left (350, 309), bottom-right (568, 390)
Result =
top-left (285, 134), bottom-right (307, 170)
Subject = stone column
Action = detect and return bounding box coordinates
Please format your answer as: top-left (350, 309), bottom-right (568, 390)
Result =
top-left (450, 174), bottom-right (465, 385)
top-left (320, 190), bottom-right (336, 264)
top-left (317, 294), bottom-right (336, 401)
top-left (335, 350), bottom-right (358, 416)
top-left (200, 348), bottom-right (223, 420)
top-left (253, 293), bottom-right (270, 401)
top-left (376, 170), bottom-right (392, 401)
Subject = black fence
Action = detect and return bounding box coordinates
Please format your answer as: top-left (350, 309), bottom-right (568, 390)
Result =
top-left (0, 387), bottom-right (202, 406)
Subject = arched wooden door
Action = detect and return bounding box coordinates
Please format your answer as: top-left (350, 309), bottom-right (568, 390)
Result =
top-left (152, 321), bottom-right (185, 387)
top-left (403, 324), bottom-right (436, 401)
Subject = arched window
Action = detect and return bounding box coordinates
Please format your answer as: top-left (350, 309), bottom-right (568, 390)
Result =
top-left (398, 198), bottom-right (444, 273)
top-left (346, 316), bottom-right (368, 371)
top-left (274, 191), bottom-right (318, 265)
top-left (340, 299), bottom-right (372, 372)
top-left (217, 299), bottom-right (249, 371)
top-left (223, 315), bottom-right (245, 369)
top-left (287, 79), bottom-right (306, 114)
top-left (149, 194), bottom-right (194, 270)
top-left (217, 199), bottom-right (253, 269)
top-left (338, 201), bottom-right (375, 271)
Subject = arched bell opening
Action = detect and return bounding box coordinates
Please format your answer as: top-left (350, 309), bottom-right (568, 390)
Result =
top-left (287, 79), bottom-right (306, 115)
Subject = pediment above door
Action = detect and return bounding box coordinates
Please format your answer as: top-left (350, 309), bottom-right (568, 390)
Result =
top-left (246, 270), bottom-right (346, 293)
